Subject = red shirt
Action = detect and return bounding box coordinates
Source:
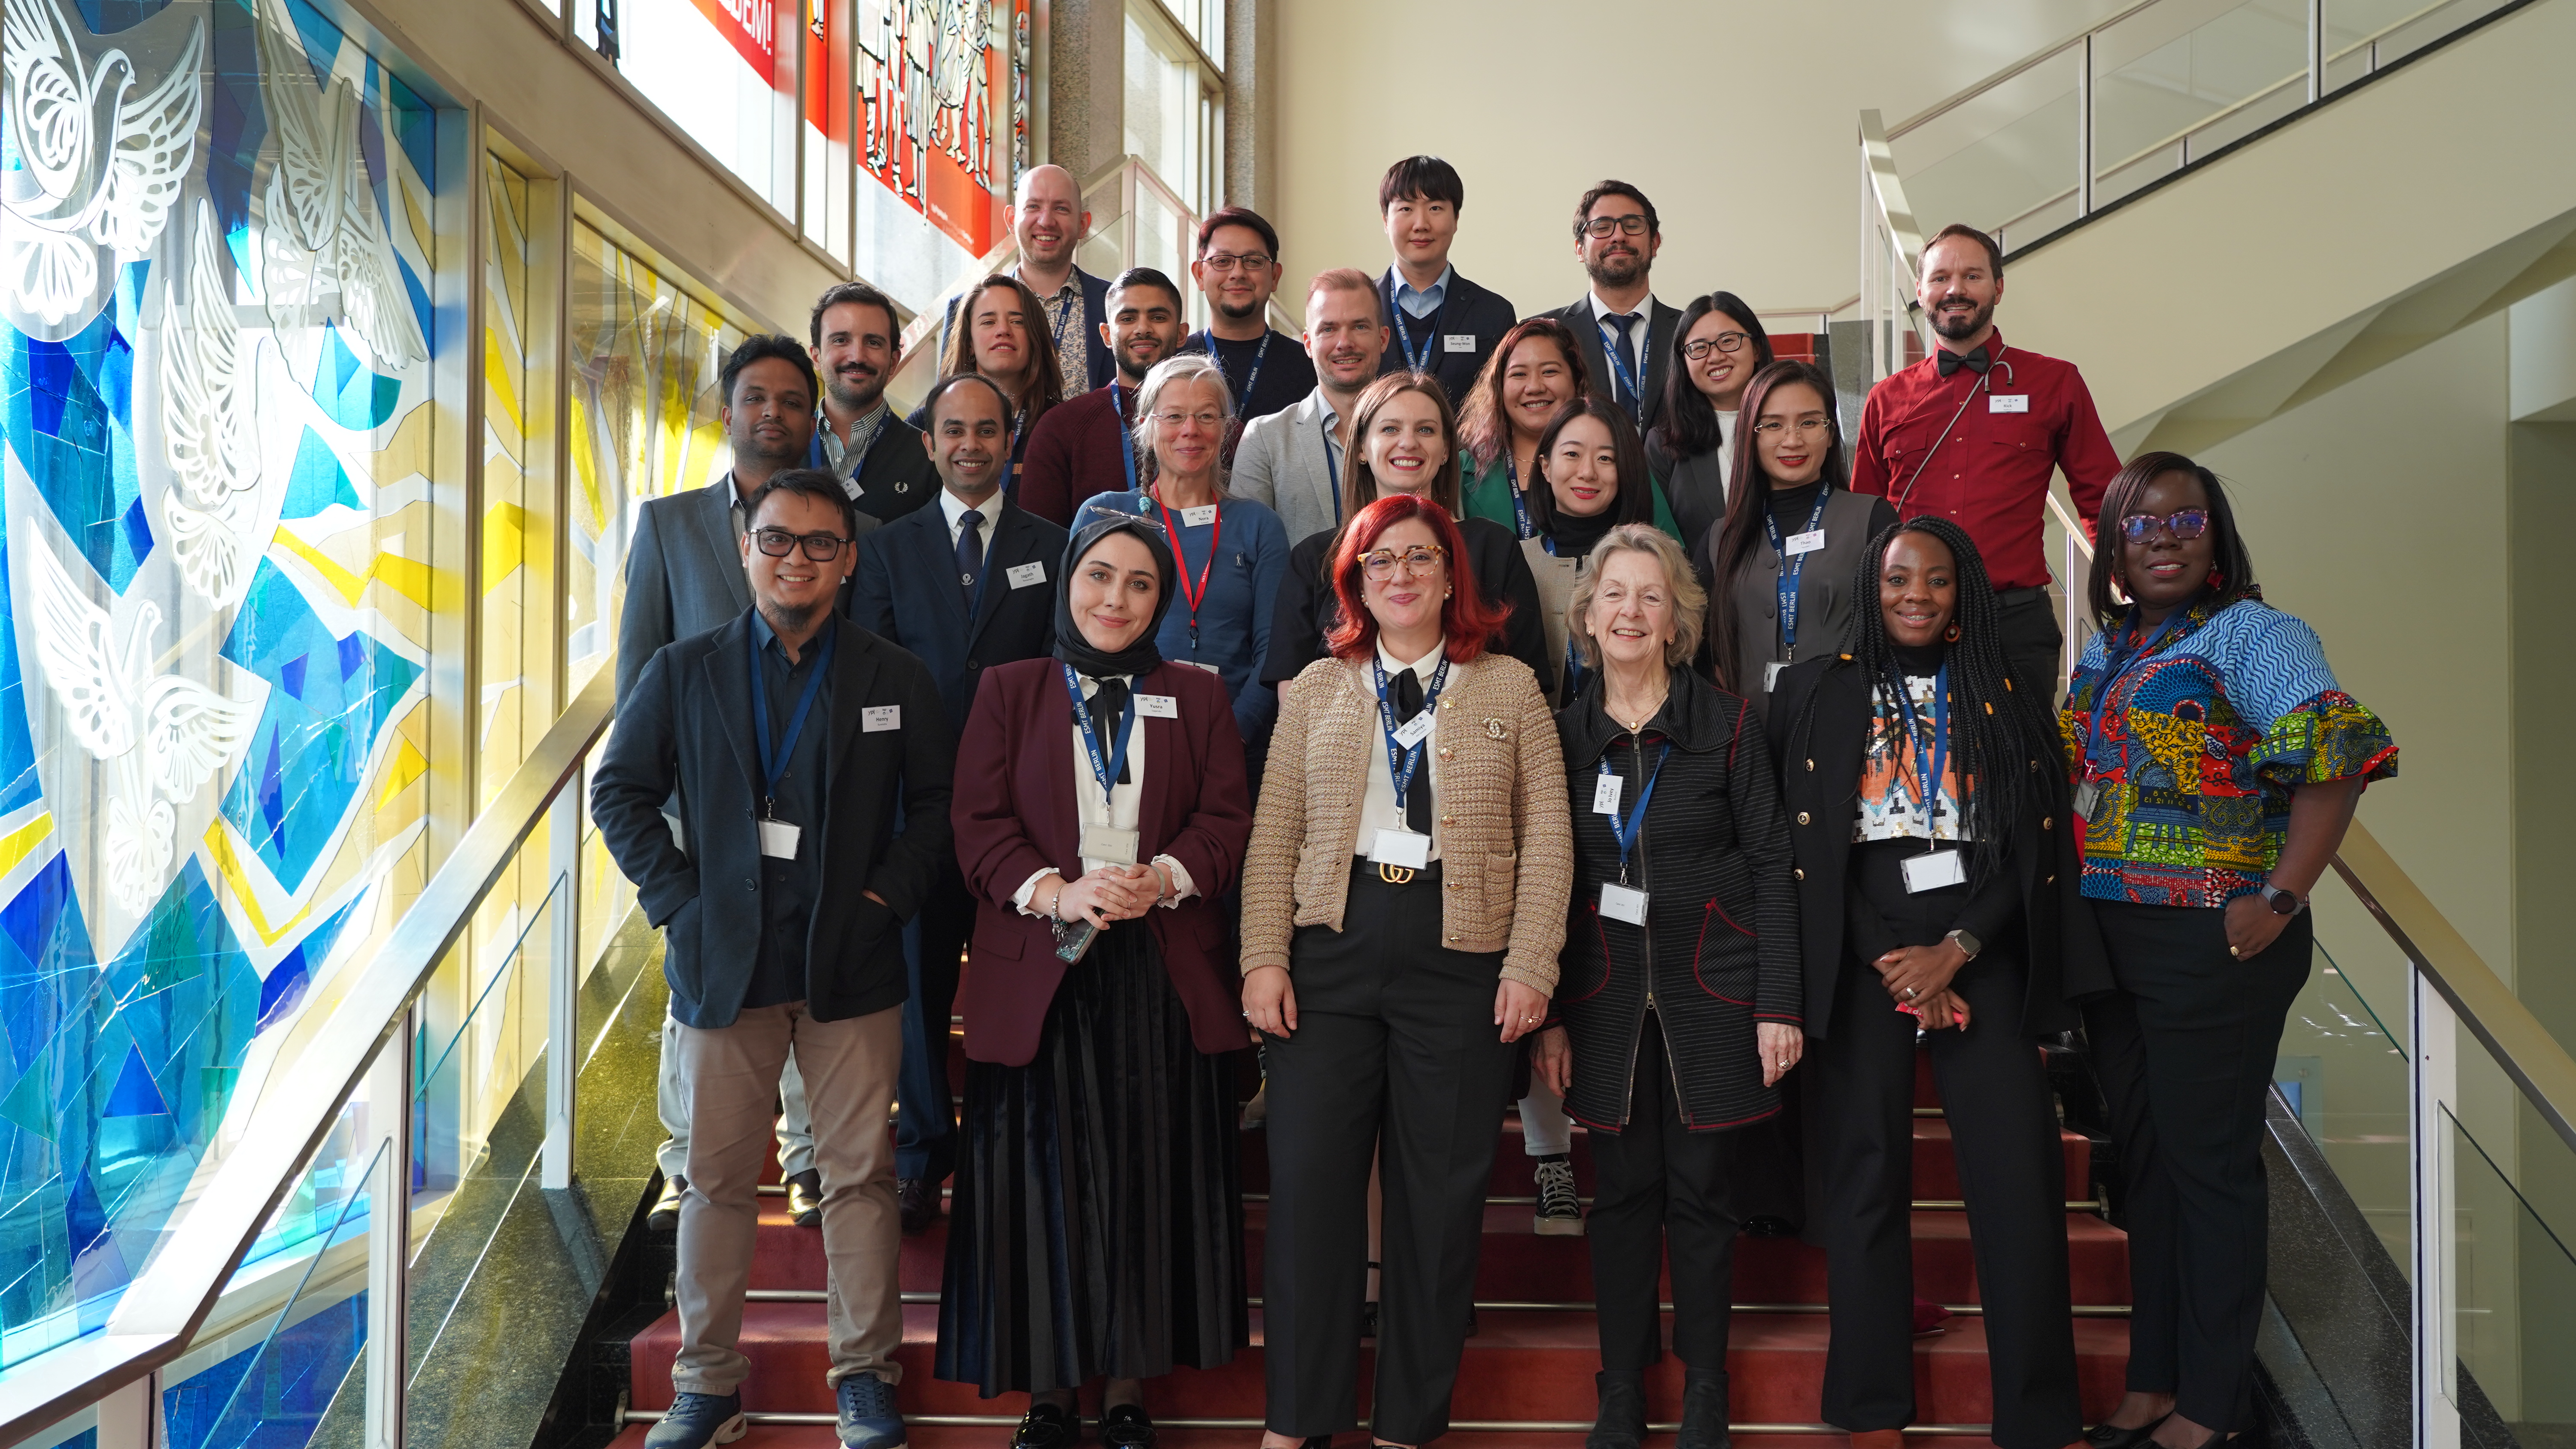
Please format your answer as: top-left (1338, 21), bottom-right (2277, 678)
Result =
top-left (1015, 382), bottom-right (1141, 527)
top-left (1848, 329), bottom-right (2120, 591)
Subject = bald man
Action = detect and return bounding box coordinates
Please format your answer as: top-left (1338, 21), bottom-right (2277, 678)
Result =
top-left (940, 164), bottom-right (1114, 396)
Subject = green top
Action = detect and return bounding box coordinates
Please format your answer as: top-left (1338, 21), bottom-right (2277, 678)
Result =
top-left (1457, 450), bottom-right (1684, 545)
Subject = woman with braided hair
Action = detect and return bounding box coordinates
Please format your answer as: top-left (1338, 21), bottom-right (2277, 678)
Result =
top-left (1766, 516), bottom-right (2103, 1449)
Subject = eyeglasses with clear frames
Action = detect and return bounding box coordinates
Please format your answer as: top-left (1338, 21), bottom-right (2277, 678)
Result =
top-left (1751, 418), bottom-right (1833, 437)
top-left (1583, 215), bottom-right (1652, 238)
top-left (753, 527), bottom-right (853, 561)
top-left (1361, 543), bottom-right (1448, 580)
top-left (1681, 332), bottom-right (1752, 360)
top-left (1153, 410), bottom-right (1227, 430)
top-left (1199, 252), bottom-right (1273, 273)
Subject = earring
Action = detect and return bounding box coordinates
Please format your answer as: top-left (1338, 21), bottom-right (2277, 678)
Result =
top-left (2207, 567), bottom-right (2225, 589)
top-left (1943, 623), bottom-right (1962, 643)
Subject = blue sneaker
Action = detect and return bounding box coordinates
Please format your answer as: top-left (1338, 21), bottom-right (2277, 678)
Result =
top-left (645, 1390), bottom-right (745, 1448)
top-left (835, 1372), bottom-right (906, 1449)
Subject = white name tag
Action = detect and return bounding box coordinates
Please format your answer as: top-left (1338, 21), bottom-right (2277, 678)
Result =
top-left (1135, 693), bottom-right (1179, 718)
top-left (758, 818), bottom-right (801, 859)
top-left (1988, 394), bottom-right (2029, 414)
top-left (1370, 828), bottom-right (1431, 869)
top-left (1392, 711), bottom-right (1435, 749)
top-left (1180, 504), bottom-right (1219, 527)
top-left (1765, 661), bottom-right (1785, 692)
top-left (1592, 773), bottom-right (1623, 815)
top-left (1187, 660), bottom-right (1223, 674)
top-left (1600, 882), bottom-right (1649, 924)
top-left (1078, 823), bottom-right (1141, 865)
top-left (1784, 529), bottom-right (1826, 556)
top-left (862, 705), bottom-right (902, 732)
top-left (1443, 333), bottom-right (1476, 353)
top-left (1902, 849), bottom-right (1968, 893)
top-left (2074, 778), bottom-right (2103, 818)
top-left (1006, 561), bottom-right (1046, 588)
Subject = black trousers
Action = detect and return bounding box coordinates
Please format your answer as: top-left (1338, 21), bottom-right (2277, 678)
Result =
top-left (1587, 1016), bottom-right (1742, 1374)
top-left (1995, 588), bottom-right (2065, 700)
top-left (1261, 864), bottom-right (1515, 1444)
top-left (896, 861), bottom-right (974, 1183)
top-left (1806, 929), bottom-right (2078, 1449)
top-left (2086, 901), bottom-right (2312, 1433)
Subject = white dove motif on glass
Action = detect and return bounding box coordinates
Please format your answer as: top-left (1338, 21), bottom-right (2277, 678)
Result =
top-left (159, 200), bottom-right (277, 608)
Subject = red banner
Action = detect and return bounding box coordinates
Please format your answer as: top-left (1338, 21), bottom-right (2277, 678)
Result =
top-left (688, 0), bottom-right (775, 82)
top-left (857, 1), bottom-right (1021, 255)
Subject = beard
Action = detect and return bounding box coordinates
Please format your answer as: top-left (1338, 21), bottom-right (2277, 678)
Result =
top-left (827, 365), bottom-right (887, 413)
top-left (759, 597), bottom-right (818, 636)
top-left (1930, 297), bottom-right (1994, 341)
top-left (1116, 337), bottom-right (1168, 383)
top-left (1215, 294), bottom-right (1262, 322)
top-left (1583, 249), bottom-right (1645, 288)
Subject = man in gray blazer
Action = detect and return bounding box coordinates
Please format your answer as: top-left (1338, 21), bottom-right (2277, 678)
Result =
top-left (618, 334), bottom-right (874, 1232)
top-left (1233, 269), bottom-right (1390, 544)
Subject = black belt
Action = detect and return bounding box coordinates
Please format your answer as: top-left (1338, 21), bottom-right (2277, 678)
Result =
top-left (1995, 586), bottom-right (2050, 607)
top-left (1349, 857), bottom-right (1443, 887)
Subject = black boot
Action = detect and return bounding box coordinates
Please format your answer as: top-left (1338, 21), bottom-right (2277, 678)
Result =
top-left (1587, 1370), bottom-right (1646, 1449)
top-left (1677, 1367), bottom-right (1730, 1449)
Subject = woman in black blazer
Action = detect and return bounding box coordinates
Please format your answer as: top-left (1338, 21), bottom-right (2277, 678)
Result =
top-left (1764, 516), bottom-right (2103, 1449)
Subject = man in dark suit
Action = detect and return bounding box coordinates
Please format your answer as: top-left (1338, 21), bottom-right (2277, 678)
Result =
top-left (1538, 180), bottom-right (1683, 436)
top-left (594, 469), bottom-right (953, 1449)
top-left (809, 281), bottom-right (938, 523)
top-left (621, 335), bottom-right (866, 1232)
top-left (1375, 155), bottom-right (1516, 409)
top-left (850, 372), bottom-right (1069, 1234)
top-left (939, 163), bottom-right (1114, 395)
top-left (1015, 266), bottom-right (1188, 526)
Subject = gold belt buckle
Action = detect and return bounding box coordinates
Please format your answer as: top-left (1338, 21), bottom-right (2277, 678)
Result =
top-left (1377, 863), bottom-right (1416, 885)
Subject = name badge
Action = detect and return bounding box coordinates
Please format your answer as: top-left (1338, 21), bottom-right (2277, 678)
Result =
top-left (758, 818), bottom-right (801, 860)
top-left (1370, 828), bottom-right (1431, 869)
top-left (1592, 773), bottom-right (1623, 815)
top-left (1988, 394), bottom-right (2029, 414)
top-left (1078, 824), bottom-right (1141, 866)
top-left (1443, 333), bottom-right (1476, 353)
top-left (1600, 882), bottom-right (1649, 925)
top-left (2074, 778), bottom-right (2104, 819)
top-left (1392, 711), bottom-right (1436, 749)
top-left (862, 705), bottom-right (902, 732)
top-left (1180, 504), bottom-right (1218, 527)
top-left (1006, 561), bottom-right (1047, 588)
top-left (1784, 529), bottom-right (1826, 556)
top-left (1764, 661), bottom-right (1785, 692)
top-left (1187, 660), bottom-right (1224, 674)
top-left (1902, 849), bottom-right (1968, 893)
top-left (1135, 693), bottom-right (1179, 718)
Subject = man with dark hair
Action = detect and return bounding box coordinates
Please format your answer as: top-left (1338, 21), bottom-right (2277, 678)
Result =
top-left (1179, 205), bottom-right (1315, 427)
top-left (1850, 223), bottom-right (2120, 691)
top-left (939, 164), bottom-right (1114, 395)
top-left (1015, 266), bottom-right (1187, 525)
top-left (1538, 180), bottom-right (1683, 434)
top-left (809, 282), bottom-right (939, 522)
top-left (1374, 155), bottom-right (1516, 408)
top-left (1236, 268), bottom-right (1387, 543)
top-left (620, 337), bottom-right (869, 1234)
top-left (596, 464), bottom-right (951, 1449)
top-left (850, 373), bottom-right (1068, 1235)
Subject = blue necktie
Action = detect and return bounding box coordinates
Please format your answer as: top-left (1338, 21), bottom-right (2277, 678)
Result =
top-left (956, 509), bottom-right (985, 605)
top-left (1605, 311), bottom-right (1643, 419)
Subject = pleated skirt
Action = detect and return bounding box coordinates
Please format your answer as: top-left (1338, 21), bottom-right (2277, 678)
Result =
top-left (934, 922), bottom-right (1247, 1396)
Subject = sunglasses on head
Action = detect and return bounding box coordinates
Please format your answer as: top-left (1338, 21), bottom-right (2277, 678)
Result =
top-left (2119, 508), bottom-right (2211, 544)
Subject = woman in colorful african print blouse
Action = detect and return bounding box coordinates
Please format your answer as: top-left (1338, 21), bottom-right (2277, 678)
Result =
top-left (2060, 453), bottom-right (2396, 1449)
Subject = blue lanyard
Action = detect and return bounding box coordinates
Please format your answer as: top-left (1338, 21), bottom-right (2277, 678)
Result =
top-left (1060, 664), bottom-right (1138, 797)
top-left (1111, 382), bottom-right (1138, 493)
top-left (1390, 291), bottom-right (1443, 371)
top-left (1045, 289), bottom-right (1082, 374)
top-left (1506, 454), bottom-right (1535, 539)
top-left (1764, 489), bottom-right (1832, 659)
top-left (1599, 742), bottom-right (1671, 885)
top-left (1371, 654), bottom-right (1450, 810)
top-left (749, 624), bottom-right (838, 817)
top-left (2083, 609), bottom-right (2186, 778)
top-left (1596, 315), bottom-right (1644, 422)
top-left (1324, 430), bottom-right (1343, 522)
top-left (1901, 665), bottom-right (1950, 836)
top-left (1197, 330), bottom-right (1270, 409)
top-left (1562, 634), bottom-right (1588, 701)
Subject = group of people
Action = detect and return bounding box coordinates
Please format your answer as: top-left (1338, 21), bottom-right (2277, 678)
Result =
top-left (595, 155), bottom-right (2401, 1449)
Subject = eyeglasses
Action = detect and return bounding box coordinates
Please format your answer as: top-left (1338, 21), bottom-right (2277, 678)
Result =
top-left (753, 527), bottom-right (853, 561)
top-left (1582, 214), bottom-right (1652, 238)
top-left (1360, 543), bottom-right (1448, 580)
top-left (2119, 508), bottom-right (2211, 543)
top-left (1751, 418), bottom-right (1832, 437)
top-left (1681, 332), bottom-right (1752, 360)
top-left (1152, 409), bottom-right (1227, 430)
top-left (1200, 252), bottom-right (1273, 273)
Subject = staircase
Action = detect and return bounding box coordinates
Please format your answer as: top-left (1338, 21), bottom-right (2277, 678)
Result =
top-left (608, 1040), bottom-right (2128, 1448)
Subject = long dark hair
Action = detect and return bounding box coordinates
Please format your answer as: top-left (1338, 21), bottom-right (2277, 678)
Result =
top-left (1527, 397), bottom-right (1656, 537)
top-left (1704, 360), bottom-right (1850, 692)
top-left (1457, 318), bottom-right (1587, 469)
top-left (1791, 516), bottom-right (2053, 889)
top-left (2085, 451), bottom-right (2259, 631)
top-left (942, 273), bottom-right (1066, 434)
top-left (1650, 291), bottom-right (1774, 461)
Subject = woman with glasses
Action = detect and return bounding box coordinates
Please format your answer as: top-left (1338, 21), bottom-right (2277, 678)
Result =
top-left (907, 274), bottom-right (1066, 500)
top-left (1520, 396), bottom-right (1664, 704)
top-left (2065, 455), bottom-right (2393, 1449)
top-left (1072, 354), bottom-right (1292, 767)
top-left (938, 515), bottom-right (1256, 1449)
top-left (1700, 360), bottom-right (1899, 720)
top-left (1241, 493), bottom-right (1573, 1449)
top-left (1648, 292), bottom-right (1775, 550)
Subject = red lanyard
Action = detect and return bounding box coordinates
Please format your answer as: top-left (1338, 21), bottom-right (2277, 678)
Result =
top-left (1151, 488), bottom-right (1222, 658)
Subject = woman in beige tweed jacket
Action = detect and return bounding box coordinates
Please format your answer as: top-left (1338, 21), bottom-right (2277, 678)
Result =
top-left (1238, 493), bottom-right (1573, 1449)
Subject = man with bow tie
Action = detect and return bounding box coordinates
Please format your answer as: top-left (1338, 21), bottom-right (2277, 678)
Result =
top-left (1850, 224), bottom-right (2122, 693)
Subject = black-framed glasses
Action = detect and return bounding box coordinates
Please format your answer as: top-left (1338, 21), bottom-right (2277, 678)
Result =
top-left (1582, 214), bottom-right (1651, 238)
top-left (2118, 508), bottom-right (2211, 544)
top-left (1360, 543), bottom-right (1448, 580)
top-left (753, 527), bottom-right (853, 560)
top-left (1681, 332), bottom-right (1751, 360)
top-left (1200, 252), bottom-right (1273, 273)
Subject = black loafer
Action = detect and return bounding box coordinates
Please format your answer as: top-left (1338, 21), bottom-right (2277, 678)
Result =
top-left (647, 1173), bottom-right (686, 1231)
top-left (1011, 1402), bottom-right (1077, 1449)
top-left (2084, 1417), bottom-right (2170, 1449)
top-left (785, 1170), bottom-right (823, 1227)
top-left (1100, 1403), bottom-right (1157, 1449)
top-left (897, 1177), bottom-right (941, 1235)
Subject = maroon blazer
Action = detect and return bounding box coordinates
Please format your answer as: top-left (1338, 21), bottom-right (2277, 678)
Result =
top-left (951, 656), bottom-right (1254, 1066)
top-left (1015, 383), bottom-right (1140, 527)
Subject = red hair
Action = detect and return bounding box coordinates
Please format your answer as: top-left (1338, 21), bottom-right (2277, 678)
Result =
top-left (1323, 494), bottom-right (1511, 664)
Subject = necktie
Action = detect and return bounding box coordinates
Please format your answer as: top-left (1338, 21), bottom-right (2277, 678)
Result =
top-left (1392, 667), bottom-right (1431, 833)
top-left (956, 509), bottom-right (986, 604)
top-left (1604, 312), bottom-right (1643, 418)
top-left (1081, 678), bottom-right (1132, 785)
top-left (1936, 344), bottom-right (1992, 378)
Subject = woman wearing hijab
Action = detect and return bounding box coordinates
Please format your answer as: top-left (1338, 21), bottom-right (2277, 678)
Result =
top-left (939, 517), bottom-right (1258, 1449)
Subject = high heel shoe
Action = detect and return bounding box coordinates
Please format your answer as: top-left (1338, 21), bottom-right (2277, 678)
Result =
top-left (2082, 1415), bottom-right (2170, 1449)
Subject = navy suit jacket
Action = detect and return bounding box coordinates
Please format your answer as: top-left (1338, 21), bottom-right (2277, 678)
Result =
top-left (849, 497), bottom-right (1071, 735)
top-left (1538, 292), bottom-right (1686, 436)
top-left (1376, 268), bottom-right (1517, 409)
top-left (942, 267), bottom-right (1114, 391)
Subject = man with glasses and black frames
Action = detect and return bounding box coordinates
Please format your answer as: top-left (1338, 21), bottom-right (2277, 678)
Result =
top-left (850, 373), bottom-right (1069, 1236)
top-left (595, 467), bottom-right (952, 1449)
top-left (620, 336), bottom-right (870, 1235)
top-left (1849, 224), bottom-right (2122, 692)
top-left (1181, 206), bottom-right (1317, 430)
top-left (1540, 181), bottom-right (1684, 435)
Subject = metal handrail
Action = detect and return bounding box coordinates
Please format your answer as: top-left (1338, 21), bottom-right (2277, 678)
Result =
top-left (0, 667), bottom-right (617, 1446)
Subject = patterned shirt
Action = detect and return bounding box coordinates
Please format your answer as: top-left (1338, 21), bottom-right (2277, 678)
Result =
top-left (1855, 674), bottom-right (1973, 843)
top-left (1031, 277), bottom-right (1090, 402)
top-left (2060, 594), bottom-right (2397, 908)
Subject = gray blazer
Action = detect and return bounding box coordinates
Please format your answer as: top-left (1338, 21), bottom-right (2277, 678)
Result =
top-left (615, 475), bottom-right (881, 705)
top-left (1231, 388), bottom-right (1341, 544)
top-left (1700, 487), bottom-right (1899, 718)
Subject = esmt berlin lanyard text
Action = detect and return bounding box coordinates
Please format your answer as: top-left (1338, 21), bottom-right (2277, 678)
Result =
top-left (1195, 330), bottom-right (1270, 410)
top-left (1371, 654), bottom-right (1451, 814)
top-left (1111, 382), bottom-right (1139, 492)
top-left (1600, 742), bottom-right (1671, 886)
top-left (1148, 490), bottom-right (1222, 658)
top-left (1506, 453), bottom-right (1534, 539)
top-left (1061, 664), bottom-right (1137, 796)
top-left (750, 623), bottom-right (839, 820)
top-left (1596, 314), bottom-right (1644, 422)
top-left (1766, 488), bottom-right (1831, 659)
top-left (1391, 294), bottom-right (1444, 371)
top-left (1902, 664), bottom-right (1951, 841)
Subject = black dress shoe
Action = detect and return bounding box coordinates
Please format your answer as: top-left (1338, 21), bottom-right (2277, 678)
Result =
top-left (647, 1173), bottom-right (686, 1231)
top-left (897, 1177), bottom-right (941, 1234)
top-left (2084, 1417), bottom-right (2171, 1449)
top-left (1011, 1402), bottom-right (1077, 1449)
top-left (785, 1170), bottom-right (823, 1227)
top-left (1677, 1367), bottom-right (1731, 1449)
top-left (1100, 1403), bottom-right (1157, 1449)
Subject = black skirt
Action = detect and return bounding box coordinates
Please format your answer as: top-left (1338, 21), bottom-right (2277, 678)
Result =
top-left (934, 921), bottom-right (1247, 1395)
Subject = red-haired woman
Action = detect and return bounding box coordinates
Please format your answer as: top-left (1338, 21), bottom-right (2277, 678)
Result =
top-left (1239, 494), bottom-right (1575, 1449)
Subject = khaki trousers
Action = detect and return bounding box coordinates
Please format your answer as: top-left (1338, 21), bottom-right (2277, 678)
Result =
top-left (673, 1001), bottom-right (903, 1394)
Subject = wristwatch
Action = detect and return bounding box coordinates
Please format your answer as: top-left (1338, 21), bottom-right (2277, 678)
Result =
top-left (1944, 928), bottom-right (1981, 960)
top-left (2260, 882), bottom-right (2306, 916)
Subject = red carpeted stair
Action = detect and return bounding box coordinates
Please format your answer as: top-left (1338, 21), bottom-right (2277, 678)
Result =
top-left (610, 1036), bottom-right (2127, 1448)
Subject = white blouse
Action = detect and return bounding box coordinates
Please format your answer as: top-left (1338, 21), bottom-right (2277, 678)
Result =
top-left (1012, 672), bottom-right (1199, 913)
